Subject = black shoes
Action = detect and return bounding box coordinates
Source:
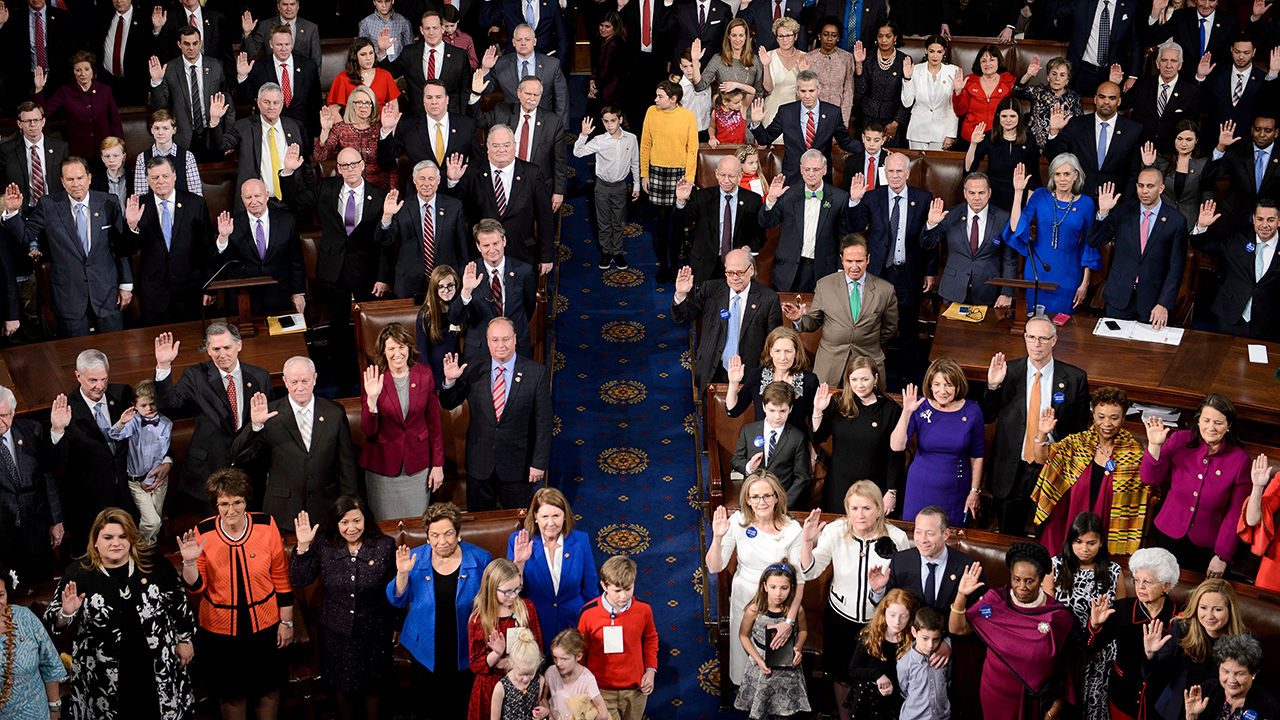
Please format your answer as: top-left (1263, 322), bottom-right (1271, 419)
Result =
top-left (615, 254), bottom-right (629, 269)
top-left (599, 255), bottom-right (611, 270)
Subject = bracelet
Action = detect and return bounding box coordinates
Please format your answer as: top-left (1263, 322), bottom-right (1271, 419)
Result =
top-left (949, 605), bottom-right (966, 614)
top-left (58, 607), bottom-right (77, 619)
top-left (48, 701), bottom-right (62, 711)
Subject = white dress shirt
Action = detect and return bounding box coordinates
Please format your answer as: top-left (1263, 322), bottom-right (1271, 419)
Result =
top-left (1095, 113), bottom-right (1117, 161)
top-left (489, 161), bottom-right (515, 197)
top-left (421, 41), bottom-right (447, 79)
top-left (801, 186), bottom-right (821, 259)
top-left (339, 181), bottom-right (365, 225)
top-left (103, 7), bottom-right (133, 75)
top-left (1082, 0), bottom-right (1114, 66)
top-left (259, 117), bottom-right (288, 188)
top-left (572, 129), bottom-right (640, 189)
top-left (287, 394), bottom-right (314, 450)
top-left (888, 186), bottom-right (908, 265)
top-left (156, 361), bottom-right (245, 429)
top-left (462, 257), bottom-right (506, 306)
top-left (51, 389), bottom-right (112, 444)
top-left (185, 7), bottom-right (205, 44)
top-left (967, 205), bottom-right (989, 249)
top-left (273, 55), bottom-right (295, 89)
top-left (1230, 65), bottom-right (1251, 101)
top-left (220, 210), bottom-right (271, 253)
top-left (1244, 235), bottom-right (1277, 321)
top-left (514, 109), bottom-right (539, 161)
top-left (427, 113), bottom-right (451, 160)
top-left (542, 535), bottom-right (563, 594)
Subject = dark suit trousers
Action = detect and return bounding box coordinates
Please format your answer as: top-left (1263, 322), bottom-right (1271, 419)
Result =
top-left (881, 265), bottom-right (919, 345)
top-left (1105, 289), bottom-right (1141, 321)
top-left (323, 279), bottom-right (372, 392)
top-left (469, 469), bottom-right (540, 512)
top-left (787, 259), bottom-right (817, 293)
top-left (141, 294), bottom-right (201, 326)
top-left (1073, 63), bottom-right (1109, 96)
top-left (0, 526), bottom-right (55, 585)
top-left (59, 305), bottom-right (123, 338)
top-left (996, 460), bottom-right (1042, 536)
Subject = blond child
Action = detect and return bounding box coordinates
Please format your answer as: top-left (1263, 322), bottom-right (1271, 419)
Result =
top-left (107, 379), bottom-right (172, 545)
top-left (491, 627), bottom-right (549, 720)
top-left (545, 628), bottom-right (610, 720)
top-left (469, 559), bottom-right (545, 719)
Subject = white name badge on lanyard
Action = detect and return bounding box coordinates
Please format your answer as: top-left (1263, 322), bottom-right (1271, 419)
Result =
top-left (603, 625), bottom-right (624, 654)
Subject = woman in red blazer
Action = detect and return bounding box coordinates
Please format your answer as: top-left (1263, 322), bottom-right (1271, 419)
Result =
top-left (360, 322), bottom-right (445, 522)
top-left (952, 44), bottom-right (1016, 152)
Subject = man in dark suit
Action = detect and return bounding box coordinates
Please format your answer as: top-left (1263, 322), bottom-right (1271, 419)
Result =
top-left (48, 350), bottom-right (137, 557)
top-left (158, 0), bottom-right (236, 66)
top-left (731, 382), bottom-right (809, 509)
top-left (676, 155), bottom-right (765, 286)
top-left (672, 249), bottom-right (783, 391)
top-left (96, 0), bottom-right (163, 107)
top-left (1123, 41), bottom-right (1199, 153)
top-left (0, 0), bottom-right (76, 112)
top-left (126, 155), bottom-right (212, 325)
top-left (377, 11), bottom-right (472, 116)
top-left (477, 27), bottom-right (569, 126)
top-left (444, 124), bottom-right (555, 274)
top-left (821, 0), bottom-right (886, 50)
top-left (231, 356), bottom-right (357, 530)
top-left (1087, 170), bottom-right (1189, 326)
top-left (1190, 198), bottom-right (1280, 340)
top-left (980, 316), bottom-right (1091, 534)
top-left (1, 158), bottom-right (137, 338)
top-left (734, 0), bottom-right (811, 50)
top-left (1046, 0), bottom-right (1142, 92)
top-left (483, 0), bottom-right (568, 61)
top-left (1046, 81), bottom-right (1143, 201)
top-left (210, 178), bottom-right (307, 315)
top-left (660, 0), bottom-right (732, 69)
top-left (749, 71), bottom-right (864, 184)
top-left (147, 26), bottom-right (238, 163)
top-left (848, 152), bottom-right (936, 349)
top-left (207, 83), bottom-right (312, 214)
top-left (1204, 114), bottom-right (1280, 231)
top-left (759, 150), bottom-right (850, 293)
top-left (470, 75), bottom-right (568, 211)
top-left (0, 101), bottom-right (69, 342)
top-left (439, 316), bottom-right (551, 511)
top-left (921, 172), bottom-right (1018, 308)
top-left (154, 324), bottom-right (274, 507)
top-left (618, 0), bottom-right (672, 134)
top-left (1195, 33), bottom-right (1278, 153)
top-left (870, 506), bottom-right (988, 610)
top-left (449, 218), bottom-right (538, 361)
top-left (377, 80), bottom-right (483, 185)
top-left (239, 0), bottom-right (322, 65)
top-left (281, 145), bottom-right (391, 392)
top-left (0, 385), bottom-right (63, 584)
top-left (379, 159), bottom-right (469, 298)
top-left (1146, 0), bottom-right (1239, 79)
top-left (235, 24), bottom-right (323, 141)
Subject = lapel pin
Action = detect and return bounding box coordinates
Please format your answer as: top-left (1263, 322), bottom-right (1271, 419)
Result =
top-left (368, 559), bottom-right (374, 565)
top-left (1059, 382), bottom-right (1065, 388)
top-left (411, 383), bottom-right (416, 388)
top-left (367, 195), bottom-right (373, 200)
top-left (516, 376), bottom-right (522, 382)
top-left (16, 439), bottom-right (21, 445)
top-left (751, 304), bottom-right (756, 309)
top-left (564, 552), bottom-right (570, 558)
top-left (439, 210), bottom-right (444, 216)
top-left (319, 416), bottom-right (325, 421)
top-left (1161, 217), bottom-right (1166, 222)
top-left (109, 400), bottom-right (114, 405)
top-left (950, 574), bottom-right (956, 580)
top-left (141, 577), bottom-right (147, 584)
top-left (871, 421), bottom-right (878, 427)
top-left (516, 176), bottom-right (521, 181)
top-left (910, 201), bottom-right (915, 206)
top-left (177, 203), bottom-right (182, 208)
top-left (509, 271), bottom-right (515, 276)
top-left (94, 212), bottom-right (99, 217)
top-left (247, 382), bottom-right (253, 388)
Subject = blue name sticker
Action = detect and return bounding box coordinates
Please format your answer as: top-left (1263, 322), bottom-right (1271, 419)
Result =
top-left (992, 237), bottom-right (1001, 246)
top-left (1248, 242), bottom-right (1257, 253)
top-left (979, 605), bottom-right (993, 618)
top-left (1105, 459), bottom-right (1116, 472)
top-left (1053, 392), bottom-right (1065, 403)
top-left (1243, 711), bottom-right (1257, 720)
top-left (754, 435), bottom-right (765, 448)
top-left (745, 526), bottom-right (758, 539)
top-left (720, 309), bottom-right (731, 319)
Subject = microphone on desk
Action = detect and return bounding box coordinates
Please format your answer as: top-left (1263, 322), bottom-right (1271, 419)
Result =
top-left (1027, 239), bottom-right (1050, 317)
top-left (199, 260), bottom-right (245, 351)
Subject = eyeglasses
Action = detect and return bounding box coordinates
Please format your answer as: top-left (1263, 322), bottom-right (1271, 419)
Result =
top-left (350, 100), bottom-right (374, 107)
top-left (217, 499), bottom-right (247, 511)
top-left (1024, 334), bottom-right (1054, 344)
top-left (337, 160), bottom-right (364, 169)
top-left (16, 118), bottom-right (42, 126)
top-left (776, 32), bottom-right (796, 39)
top-left (497, 586), bottom-right (524, 596)
top-left (438, 283), bottom-right (457, 290)
top-left (748, 493), bottom-right (776, 503)
top-left (724, 269), bottom-right (750, 278)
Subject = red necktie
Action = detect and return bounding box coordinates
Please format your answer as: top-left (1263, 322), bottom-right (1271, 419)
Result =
top-left (494, 173), bottom-right (507, 215)
top-left (867, 156), bottom-right (876, 190)
top-left (492, 366), bottom-right (506, 420)
top-left (427, 48), bottom-right (437, 79)
top-left (698, 3), bottom-right (706, 31)
top-left (491, 269), bottom-right (503, 315)
top-left (804, 109), bottom-right (815, 149)
top-left (33, 12), bottom-right (46, 71)
top-left (280, 63), bottom-right (292, 105)
top-left (642, 0), bottom-right (651, 45)
top-left (189, 12), bottom-right (198, 27)
top-left (519, 114), bottom-right (531, 161)
top-left (970, 214), bottom-right (980, 255)
top-left (423, 203), bottom-right (436, 273)
top-left (225, 374), bottom-right (239, 430)
top-left (30, 144), bottom-right (44, 203)
top-left (773, 0), bottom-right (782, 21)
top-left (112, 15), bottom-right (125, 77)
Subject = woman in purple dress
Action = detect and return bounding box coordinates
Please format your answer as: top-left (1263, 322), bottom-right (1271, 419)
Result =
top-left (890, 357), bottom-right (985, 525)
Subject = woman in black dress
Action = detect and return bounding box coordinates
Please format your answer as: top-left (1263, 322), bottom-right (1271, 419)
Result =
top-left (964, 96), bottom-right (1041, 211)
top-left (810, 355), bottom-right (906, 515)
top-left (416, 265), bottom-right (462, 390)
top-left (290, 495), bottom-right (398, 720)
top-left (725, 326), bottom-right (819, 435)
top-left (853, 20), bottom-right (909, 146)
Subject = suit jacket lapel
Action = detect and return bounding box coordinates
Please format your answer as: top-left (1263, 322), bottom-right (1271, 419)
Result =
top-left (276, 401), bottom-right (306, 452)
top-left (61, 199), bottom-right (87, 260)
top-left (205, 365), bottom-right (236, 430)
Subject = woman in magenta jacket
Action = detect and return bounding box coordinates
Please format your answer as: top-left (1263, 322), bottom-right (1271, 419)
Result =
top-left (360, 322), bottom-right (445, 522)
top-left (1141, 394), bottom-right (1252, 578)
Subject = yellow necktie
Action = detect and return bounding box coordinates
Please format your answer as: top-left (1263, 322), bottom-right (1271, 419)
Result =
top-left (434, 122), bottom-right (446, 165)
top-left (268, 127), bottom-right (282, 200)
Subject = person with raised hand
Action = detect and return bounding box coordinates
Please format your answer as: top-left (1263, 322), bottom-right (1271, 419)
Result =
top-left (1239, 453), bottom-right (1280, 593)
top-left (759, 149), bottom-right (850, 293)
top-left (811, 356), bottom-right (906, 514)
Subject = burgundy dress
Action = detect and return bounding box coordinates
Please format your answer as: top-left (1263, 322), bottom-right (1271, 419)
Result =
top-left (33, 80), bottom-right (123, 158)
top-left (466, 598), bottom-right (542, 720)
top-left (966, 587), bottom-right (1077, 720)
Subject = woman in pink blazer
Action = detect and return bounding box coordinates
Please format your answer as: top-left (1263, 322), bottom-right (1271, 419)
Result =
top-left (360, 322), bottom-right (445, 522)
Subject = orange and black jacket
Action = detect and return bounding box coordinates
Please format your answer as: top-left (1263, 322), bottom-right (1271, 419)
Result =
top-left (185, 512), bottom-right (294, 636)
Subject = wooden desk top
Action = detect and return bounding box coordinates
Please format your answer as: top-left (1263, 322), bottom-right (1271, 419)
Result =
top-left (930, 314), bottom-right (1280, 426)
top-left (0, 319), bottom-right (307, 415)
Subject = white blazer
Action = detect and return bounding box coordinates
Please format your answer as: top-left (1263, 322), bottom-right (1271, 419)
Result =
top-left (901, 62), bottom-right (961, 144)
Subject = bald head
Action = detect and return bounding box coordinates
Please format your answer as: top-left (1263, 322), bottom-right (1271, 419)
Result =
top-left (1094, 82), bottom-right (1121, 119)
top-left (336, 147), bottom-right (364, 188)
top-left (885, 152), bottom-right (908, 191)
top-left (241, 179), bottom-right (269, 217)
top-left (715, 156), bottom-right (742, 193)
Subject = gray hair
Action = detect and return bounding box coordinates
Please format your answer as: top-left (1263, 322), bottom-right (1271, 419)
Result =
top-left (488, 123), bottom-right (515, 143)
top-left (1026, 313), bottom-right (1057, 337)
top-left (145, 155), bottom-right (176, 174)
top-left (1048, 152), bottom-right (1086, 195)
top-left (0, 386), bottom-right (16, 412)
top-left (799, 149), bottom-right (828, 168)
top-left (885, 152), bottom-right (909, 170)
top-left (796, 70), bottom-right (819, 85)
top-left (724, 247), bottom-right (756, 271)
top-left (204, 322), bottom-right (242, 344)
top-left (516, 76), bottom-right (543, 94)
top-left (76, 349), bottom-right (109, 374)
top-left (512, 23), bottom-right (535, 37)
top-left (964, 171), bottom-right (990, 189)
top-left (413, 159), bottom-right (441, 178)
top-left (283, 356), bottom-right (316, 374)
top-left (257, 81), bottom-right (284, 102)
top-left (1128, 547), bottom-right (1180, 587)
top-left (1213, 634), bottom-right (1264, 674)
top-left (1156, 39), bottom-right (1184, 65)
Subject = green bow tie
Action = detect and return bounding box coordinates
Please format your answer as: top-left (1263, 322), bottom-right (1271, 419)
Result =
top-left (806, 190), bottom-right (823, 200)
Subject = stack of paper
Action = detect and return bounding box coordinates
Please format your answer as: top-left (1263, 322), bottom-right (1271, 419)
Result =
top-left (1092, 318), bottom-right (1185, 346)
top-left (1128, 403), bottom-right (1181, 427)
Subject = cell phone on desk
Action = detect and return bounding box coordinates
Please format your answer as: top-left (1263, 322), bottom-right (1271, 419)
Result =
top-left (278, 315), bottom-right (296, 329)
top-left (1104, 320), bottom-right (1121, 331)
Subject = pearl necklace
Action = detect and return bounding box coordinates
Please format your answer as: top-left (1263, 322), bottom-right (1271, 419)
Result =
top-left (878, 51), bottom-right (895, 71)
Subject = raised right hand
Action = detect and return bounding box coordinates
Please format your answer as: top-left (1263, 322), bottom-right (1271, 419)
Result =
top-left (867, 563), bottom-right (888, 591)
top-left (394, 543), bottom-right (417, 574)
top-left (901, 383), bottom-right (925, 413)
top-left (377, 27), bottom-right (393, 53)
top-left (461, 262), bottom-right (482, 292)
top-left (970, 121), bottom-right (986, 145)
top-left (32, 66), bottom-right (46, 93)
top-left (1252, 453), bottom-right (1272, 488)
top-left (1038, 406), bottom-right (1057, 435)
top-left (512, 529), bottom-right (533, 563)
top-left (0, 2), bottom-right (10, 25)
top-left (249, 391), bottom-right (277, 426)
top-left (1048, 105), bottom-right (1070, 134)
top-left (1218, 120), bottom-right (1239, 150)
top-left (848, 173), bottom-right (866, 204)
top-left (711, 505), bottom-right (730, 538)
top-left (1012, 163), bottom-right (1030, 192)
top-left (1140, 141), bottom-right (1157, 167)
top-left (691, 38), bottom-right (705, 62)
top-left (580, 116), bottom-right (595, 136)
top-left (442, 353), bottom-right (468, 383)
top-left (294, 510), bottom-right (319, 547)
top-left (853, 41), bottom-right (866, 64)
top-left (813, 383), bottom-right (831, 414)
top-left (209, 92), bottom-right (228, 121)
top-left (60, 581), bottom-right (85, 615)
top-left (758, 46), bottom-right (771, 66)
top-left (217, 210), bottom-right (234, 238)
top-left (780, 301), bottom-right (805, 323)
top-left (1196, 199), bottom-right (1220, 229)
top-left (926, 197), bottom-right (948, 226)
top-left (902, 55), bottom-right (913, 79)
top-left (446, 153), bottom-right (468, 183)
top-left (1151, 0), bottom-right (1170, 16)
top-left (674, 266), bottom-right (694, 296)
top-left (481, 45), bottom-right (498, 70)
top-left (801, 508), bottom-right (825, 544)
top-left (487, 628), bottom-right (507, 655)
top-left (363, 365), bottom-right (383, 404)
top-left (1097, 182), bottom-right (1118, 215)
top-left (236, 51), bottom-right (252, 81)
top-left (282, 143), bottom-right (303, 174)
top-left (727, 355), bottom-right (746, 384)
top-left (1144, 416), bottom-right (1171, 447)
top-left (151, 5), bottom-right (166, 31)
top-left (241, 10), bottom-right (256, 36)
top-left (1026, 54), bottom-right (1042, 78)
top-left (1184, 685), bottom-right (1211, 720)
top-left (50, 394), bottom-right (71, 434)
top-left (749, 98), bottom-right (765, 125)
top-left (380, 100), bottom-right (401, 133)
top-left (766, 173), bottom-right (788, 203)
top-left (148, 56), bottom-right (166, 83)
top-left (4, 183), bottom-right (23, 214)
top-left (382, 188), bottom-right (403, 221)
top-left (1143, 619), bottom-right (1172, 656)
top-left (675, 177), bottom-right (694, 204)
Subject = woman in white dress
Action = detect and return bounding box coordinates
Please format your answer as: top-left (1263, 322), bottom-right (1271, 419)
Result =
top-left (798, 481), bottom-right (912, 720)
top-left (706, 471), bottom-right (805, 685)
top-left (760, 17), bottom-right (807, 143)
top-left (900, 34), bottom-right (962, 150)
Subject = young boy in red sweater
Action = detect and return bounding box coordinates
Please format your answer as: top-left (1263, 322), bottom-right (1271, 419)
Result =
top-left (577, 555), bottom-right (659, 720)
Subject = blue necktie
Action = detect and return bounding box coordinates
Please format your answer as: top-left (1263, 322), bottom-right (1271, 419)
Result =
top-left (722, 294), bottom-right (741, 369)
top-left (890, 195), bottom-right (902, 264)
top-left (525, 0), bottom-right (536, 26)
top-left (1200, 18), bottom-right (1207, 59)
top-left (75, 203), bottom-right (89, 255)
top-left (1258, 148), bottom-right (1268, 190)
top-left (93, 402), bottom-right (115, 451)
top-left (1097, 122), bottom-right (1109, 170)
top-left (806, 190), bottom-right (822, 200)
top-left (160, 199), bottom-right (172, 250)
top-left (845, 0), bottom-right (864, 51)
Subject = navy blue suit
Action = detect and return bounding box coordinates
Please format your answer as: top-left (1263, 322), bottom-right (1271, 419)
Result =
top-left (1045, 113), bottom-right (1143, 201)
top-left (1047, 0), bottom-right (1143, 85)
top-left (1146, 7), bottom-right (1239, 79)
top-left (758, 182), bottom-right (849, 292)
top-left (237, 54), bottom-right (324, 141)
top-left (447, 258), bottom-right (539, 362)
top-left (380, 194), bottom-right (470, 299)
top-left (1203, 141), bottom-right (1280, 231)
top-left (659, 0), bottom-right (733, 69)
top-left (849, 185), bottom-right (936, 345)
top-left (750, 100), bottom-right (863, 183)
top-left (1199, 66), bottom-right (1271, 153)
top-left (921, 203), bottom-right (1018, 306)
top-left (505, 529), bottom-right (599, 652)
top-left (1085, 200), bottom-right (1188, 319)
top-left (483, 0), bottom-right (570, 60)
top-left (211, 209), bottom-right (307, 315)
top-left (1190, 227), bottom-right (1280, 341)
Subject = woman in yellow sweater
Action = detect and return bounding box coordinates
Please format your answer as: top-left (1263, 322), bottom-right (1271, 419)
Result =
top-left (640, 79), bottom-right (700, 283)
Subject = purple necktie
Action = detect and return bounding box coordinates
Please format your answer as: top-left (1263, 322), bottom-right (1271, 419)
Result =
top-left (255, 219), bottom-right (267, 259)
top-left (344, 190), bottom-right (356, 235)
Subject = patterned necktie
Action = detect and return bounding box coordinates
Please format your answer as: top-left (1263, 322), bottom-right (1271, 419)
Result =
top-left (491, 269), bottom-right (503, 315)
top-left (423, 201), bottom-right (436, 273)
top-left (112, 15), bottom-right (124, 77)
top-left (1097, 0), bottom-right (1111, 65)
top-left (268, 127), bottom-right (282, 199)
top-left (296, 405), bottom-right (312, 451)
top-left (1158, 83), bottom-right (1169, 117)
top-left (161, 199), bottom-right (173, 249)
top-left (280, 63), bottom-right (292, 106)
top-left (93, 402), bottom-right (115, 451)
top-left (721, 294), bottom-right (740, 369)
top-left (1023, 371), bottom-right (1041, 463)
top-left (225, 374), bottom-right (239, 430)
top-left (849, 279), bottom-right (861, 322)
top-left (189, 11), bottom-right (198, 27)
top-left (343, 189), bottom-right (357, 235)
top-left (255, 218), bottom-right (267, 259)
top-left (76, 203), bottom-right (89, 255)
top-left (889, 196), bottom-right (902, 264)
top-left (0, 438), bottom-right (18, 490)
top-left (767, 429), bottom-right (777, 464)
top-left (494, 172), bottom-right (508, 215)
top-left (721, 194), bottom-right (733, 256)
top-left (427, 48), bottom-right (437, 80)
top-left (845, 0), bottom-right (863, 51)
top-left (34, 12), bottom-right (46, 71)
top-left (698, 2), bottom-right (706, 32)
top-left (970, 213), bottom-right (980, 255)
top-left (190, 65), bottom-right (205, 133)
top-left (1097, 121), bottom-right (1109, 170)
top-left (1234, 73), bottom-right (1244, 105)
top-left (434, 121), bottom-right (446, 165)
top-left (30, 144), bottom-right (44, 203)
top-left (519, 114), bottom-right (531, 161)
top-left (526, 0), bottom-right (536, 26)
top-left (804, 109), bottom-right (816, 149)
top-left (492, 366), bottom-right (506, 420)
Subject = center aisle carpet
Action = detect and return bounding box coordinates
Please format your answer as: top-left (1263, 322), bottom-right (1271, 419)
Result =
top-left (549, 116), bottom-right (723, 717)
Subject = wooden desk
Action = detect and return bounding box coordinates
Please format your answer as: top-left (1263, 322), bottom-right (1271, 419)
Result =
top-left (931, 314), bottom-right (1280, 427)
top-left (0, 319), bottom-right (307, 415)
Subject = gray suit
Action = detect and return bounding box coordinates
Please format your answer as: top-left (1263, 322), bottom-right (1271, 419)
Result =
top-left (472, 103), bottom-right (568, 195)
top-left (758, 182), bottom-right (850, 293)
top-left (732, 420), bottom-right (809, 509)
top-left (241, 15), bottom-right (322, 65)
top-left (920, 203), bottom-right (1018, 306)
top-left (4, 191), bottom-right (136, 336)
top-left (149, 54), bottom-right (238, 150)
top-left (208, 115), bottom-right (312, 213)
top-left (481, 52), bottom-right (570, 128)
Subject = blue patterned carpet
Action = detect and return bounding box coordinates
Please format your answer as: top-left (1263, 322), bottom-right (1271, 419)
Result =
top-left (548, 86), bottom-right (726, 718)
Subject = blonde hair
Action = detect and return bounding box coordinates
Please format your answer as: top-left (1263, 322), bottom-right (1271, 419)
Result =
top-left (524, 487), bottom-right (576, 537)
top-left (81, 507), bottom-right (152, 573)
top-left (843, 481), bottom-right (890, 540)
top-left (551, 627), bottom-right (587, 659)
top-left (507, 627), bottom-right (542, 671)
top-left (1177, 579), bottom-right (1248, 663)
top-left (737, 471), bottom-right (791, 529)
top-left (343, 85), bottom-right (381, 124)
top-left (470, 559), bottom-right (530, 636)
top-left (599, 555), bottom-right (637, 588)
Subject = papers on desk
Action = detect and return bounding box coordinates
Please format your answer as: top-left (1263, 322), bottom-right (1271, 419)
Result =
top-left (1128, 403), bottom-right (1181, 427)
top-left (1249, 344), bottom-right (1270, 364)
top-left (1092, 318), bottom-right (1185, 345)
top-left (267, 314), bottom-right (307, 335)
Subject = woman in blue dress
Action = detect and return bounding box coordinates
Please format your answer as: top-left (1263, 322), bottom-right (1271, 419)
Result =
top-left (890, 357), bottom-right (986, 525)
top-left (1008, 155), bottom-right (1102, 316)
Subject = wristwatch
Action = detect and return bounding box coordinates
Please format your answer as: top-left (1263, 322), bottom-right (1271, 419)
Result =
top-left (280, 620), bottom-right (294, 629)
top-left (783, 617), bottom-right (795, 626)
